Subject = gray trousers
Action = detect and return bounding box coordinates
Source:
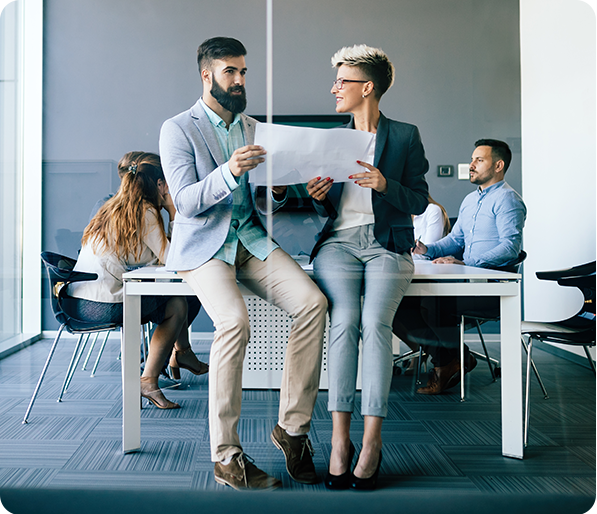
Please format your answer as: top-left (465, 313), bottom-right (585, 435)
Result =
top-left (314, 224), bottom-right (413, 417)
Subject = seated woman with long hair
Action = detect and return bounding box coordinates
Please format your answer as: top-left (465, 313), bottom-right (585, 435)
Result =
top-left (67, 153), bottom-right (208, 409)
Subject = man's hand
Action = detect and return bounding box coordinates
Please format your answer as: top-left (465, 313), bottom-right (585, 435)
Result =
top-left (432, 256), bottom-right (465, 265)
top-left (229, 145), bottom-right (266, 177)
top-left (349, 161), bottom-right (388, 194)
top-left (306, 176), bottom-right (333, 202)
top-left (413, 240), bottom-right (428, 255)
top-left (271, 186), bottom-right (287, 200)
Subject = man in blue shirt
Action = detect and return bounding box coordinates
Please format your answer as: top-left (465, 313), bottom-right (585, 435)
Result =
top-left (394, 139), bottom-right (526, 394)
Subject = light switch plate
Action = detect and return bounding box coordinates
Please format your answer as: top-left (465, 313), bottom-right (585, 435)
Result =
top-left (458, 163), bottom-right (469, 180)
top-left (437, 165), bottom-right (453, 177)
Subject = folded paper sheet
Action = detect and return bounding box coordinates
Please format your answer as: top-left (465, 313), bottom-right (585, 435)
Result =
top-left (249, 123), bottom-right (375, 186)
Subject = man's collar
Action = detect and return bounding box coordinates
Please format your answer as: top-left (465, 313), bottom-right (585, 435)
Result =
top-left (199, 97), bottom-right (241, 129)
top-left (477, 180), bottom-right (505, 195)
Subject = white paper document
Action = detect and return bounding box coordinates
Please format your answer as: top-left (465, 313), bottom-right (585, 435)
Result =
top-left (249, 123), bottom-right (375, 186)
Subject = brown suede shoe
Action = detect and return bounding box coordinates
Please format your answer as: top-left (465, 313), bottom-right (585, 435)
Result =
top-left (444, 353), bottom-right (478, 391)
top-left (214, 453), bottom-right (282, 490)
top-left (417, 354), bottom-right (478, 395)
top-left (271, 424), bottom-right (318, 484)
top-left (416, 358), bottom-right (461, 395)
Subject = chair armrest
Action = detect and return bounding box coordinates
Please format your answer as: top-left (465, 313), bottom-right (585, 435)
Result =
top-left (536, 261), bottom-right (596, 281)
top-left (557, 275), bottom-right (596, 290)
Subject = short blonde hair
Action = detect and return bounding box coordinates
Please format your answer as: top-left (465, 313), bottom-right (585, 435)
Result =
top-left (331, 44), bottom-right (395, 98)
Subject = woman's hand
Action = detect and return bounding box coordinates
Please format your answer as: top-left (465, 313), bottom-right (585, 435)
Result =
top-left (413, 240), bottom-right (428, 255)
top-left (161, 190), bottom-right (176, 220)
top-left (306, 176), bottom-right (333, 201)
top-left (349, 161), bottom-right (388, 194)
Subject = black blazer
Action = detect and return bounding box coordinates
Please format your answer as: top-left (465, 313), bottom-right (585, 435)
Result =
top-left (310, 112), bottom-right (429, 261)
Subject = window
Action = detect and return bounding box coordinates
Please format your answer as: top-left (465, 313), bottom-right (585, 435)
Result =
top-left (0, 1), bottom-right (22, 344)
top-left (0, 0), bottom-right (42, 355)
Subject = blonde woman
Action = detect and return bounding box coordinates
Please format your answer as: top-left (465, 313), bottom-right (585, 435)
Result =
top-left (307, 45), bottom-right (429, 490)
top-left (67, 153), bottom-right (208, 409)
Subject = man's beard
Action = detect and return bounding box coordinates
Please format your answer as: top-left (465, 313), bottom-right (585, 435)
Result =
top-left (211, 77), bottom-right (247, 114)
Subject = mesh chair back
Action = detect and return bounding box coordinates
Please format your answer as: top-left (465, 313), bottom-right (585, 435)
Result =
top-left (41, 251), bottom-right (118, 333)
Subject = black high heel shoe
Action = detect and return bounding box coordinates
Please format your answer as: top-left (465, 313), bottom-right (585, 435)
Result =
top-left (324, 441), bottom-right (355, 490)
top-left (351, 450), bottom-right (382, 491)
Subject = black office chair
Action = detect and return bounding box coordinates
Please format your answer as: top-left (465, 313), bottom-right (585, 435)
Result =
top-left (456, 250), bottom-right (548, 401)
top-left (22, 252), bottom-right (121, 424)
top-left (521, 261), bottom-right (596, 446)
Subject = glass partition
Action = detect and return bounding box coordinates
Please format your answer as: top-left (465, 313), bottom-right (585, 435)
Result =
top-left (0, 1), bottom-right (22, 344)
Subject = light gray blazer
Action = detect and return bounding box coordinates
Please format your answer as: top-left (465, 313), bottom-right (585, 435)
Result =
top-left (159, 99), bottom-right (277, 271)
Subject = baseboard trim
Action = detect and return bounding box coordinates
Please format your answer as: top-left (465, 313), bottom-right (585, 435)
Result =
top-left (0, 333), bottom-right (42, 360)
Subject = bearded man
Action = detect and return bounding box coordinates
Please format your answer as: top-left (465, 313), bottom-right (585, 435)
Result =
top-left (159, 37), bottom-right (327, 490)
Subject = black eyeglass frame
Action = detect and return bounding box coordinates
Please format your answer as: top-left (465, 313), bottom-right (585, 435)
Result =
top-left (332, 78), bottom-right (372, 90)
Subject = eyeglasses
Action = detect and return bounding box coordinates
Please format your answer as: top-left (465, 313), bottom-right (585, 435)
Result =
top-left (332, 78), bottom-right (370, 90)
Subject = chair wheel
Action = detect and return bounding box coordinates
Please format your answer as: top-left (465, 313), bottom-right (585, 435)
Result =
top-left (393, 366), bottom-right (402, 376)
top-left (494, 367), bottom-right (501, 378)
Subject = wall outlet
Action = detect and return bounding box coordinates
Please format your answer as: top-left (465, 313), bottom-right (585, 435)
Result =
top-left (437, 165), bottom-right (453, 177)
top-left (458, 163), bottom-right (470, 180)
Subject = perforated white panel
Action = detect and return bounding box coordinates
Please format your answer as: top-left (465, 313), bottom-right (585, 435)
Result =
top-left (241, 296), bottom-right (363, 390)
top-left (242, 296), bottom-right (330, 389)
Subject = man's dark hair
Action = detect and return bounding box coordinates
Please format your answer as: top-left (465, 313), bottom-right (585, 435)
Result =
top-left (474, 139), bottom-right (512, 173)
top-left (197, 37), bottom-right (247, 72)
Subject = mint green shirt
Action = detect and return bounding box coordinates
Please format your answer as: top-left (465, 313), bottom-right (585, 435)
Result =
top-left (199, 98), bottom-right (277, 264)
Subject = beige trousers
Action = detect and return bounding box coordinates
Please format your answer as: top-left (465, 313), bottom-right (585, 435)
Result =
top-left (179, 244), bottom-right (327, 462)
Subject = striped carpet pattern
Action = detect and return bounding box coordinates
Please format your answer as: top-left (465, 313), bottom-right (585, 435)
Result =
top-left (0, 335), bottom-right (594, 513)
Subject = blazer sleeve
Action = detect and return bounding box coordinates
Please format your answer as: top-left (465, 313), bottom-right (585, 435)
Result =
top-left (159, 119), bottom-right (234, 219)
top-left (377, 125), bottom-right (429, 216)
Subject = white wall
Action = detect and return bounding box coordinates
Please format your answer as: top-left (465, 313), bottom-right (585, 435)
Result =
top-left (520, 0), bottom-right (596, 358)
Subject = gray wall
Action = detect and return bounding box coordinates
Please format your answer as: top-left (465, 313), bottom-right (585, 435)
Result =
top-left (42, 0), bottom-right (521, 330)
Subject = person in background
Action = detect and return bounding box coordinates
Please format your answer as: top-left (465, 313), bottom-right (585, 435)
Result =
top-left (88, 151), bottom-right (180, 388)
top-left (67, 153), bottom-right (208, 409)
top-left (307, 44), bottom-right (429, 491)
top-left (394, 139), bottom-right (526, 395)
top-left (400, 195), bottom-right (451, 372)
top-left (412, 195), bottom-right (450, 257)
top-left (88, 152), bottom-right (162, 222)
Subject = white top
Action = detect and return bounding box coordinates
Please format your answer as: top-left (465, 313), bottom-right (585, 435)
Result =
top-left (68, 209), bottom-right (169, 303)
top-left (333, 134), bottom-right (376, 232)
top-left (412, 203), bottom-right (445, 260)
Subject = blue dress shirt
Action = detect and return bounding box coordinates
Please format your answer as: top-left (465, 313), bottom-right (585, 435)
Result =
top-left (425, 181), bottom-right (526, 268)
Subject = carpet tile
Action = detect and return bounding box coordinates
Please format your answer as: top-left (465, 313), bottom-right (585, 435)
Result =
top-left (0, 335), bottom-right (593, 510)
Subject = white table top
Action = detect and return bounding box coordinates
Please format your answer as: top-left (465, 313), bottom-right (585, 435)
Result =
top-left (123, 258), bottom-right (520, 282)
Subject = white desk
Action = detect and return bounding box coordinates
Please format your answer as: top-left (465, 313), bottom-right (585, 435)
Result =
top-left (121, 261), bottom-right (522, 459)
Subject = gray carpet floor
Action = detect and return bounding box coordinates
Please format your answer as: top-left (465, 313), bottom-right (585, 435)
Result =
top-left (0, 335), bottom-right (594, 514)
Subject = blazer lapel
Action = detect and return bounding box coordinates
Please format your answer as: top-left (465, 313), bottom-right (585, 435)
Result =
top-left (374, 112), bottom-right (388, 168)
top-left (190, 99), bottom-right (226, 166)
top-left (345, 114), bottom-right (387, 168)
